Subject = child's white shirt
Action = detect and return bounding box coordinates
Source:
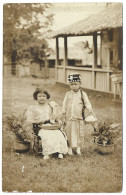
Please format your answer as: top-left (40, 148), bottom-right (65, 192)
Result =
top-left (62, 89), bottom-right (92, 120)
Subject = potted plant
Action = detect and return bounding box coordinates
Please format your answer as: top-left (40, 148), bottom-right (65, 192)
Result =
top-left (93, 122), bottom-right (121, 154)
top-left (6, 113), bottom-right (31, 152)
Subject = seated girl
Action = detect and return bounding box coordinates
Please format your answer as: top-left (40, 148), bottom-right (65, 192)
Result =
top-left (25, 88), bottom-right (68, 160)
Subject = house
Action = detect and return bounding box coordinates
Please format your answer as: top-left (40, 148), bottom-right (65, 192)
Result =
top-left (3, 52), bottom-right (55, 78)
top-left (50, 3), bottom-right (123, 97)
top-left (3, 55), bottom-right (31, 78)
top-left (3, 47), bottom-right (84, 78)
top-left (29, 47), bottom-right (85, 78)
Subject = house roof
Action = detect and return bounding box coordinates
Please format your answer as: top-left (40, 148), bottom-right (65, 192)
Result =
top-left (51, 3), bottom-right (122, 38)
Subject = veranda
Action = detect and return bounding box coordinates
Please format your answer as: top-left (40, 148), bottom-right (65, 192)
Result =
top-left (51, 3), bottom-right (122, 98)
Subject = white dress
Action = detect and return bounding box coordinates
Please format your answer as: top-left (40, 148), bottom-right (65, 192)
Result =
top-left (26, 101), bottom-right (68, 155)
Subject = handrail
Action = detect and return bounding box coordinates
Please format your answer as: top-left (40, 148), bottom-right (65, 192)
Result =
top-left (55, 65), bottom-right (113, 73)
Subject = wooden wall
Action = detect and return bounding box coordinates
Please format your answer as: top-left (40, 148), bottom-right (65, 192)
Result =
top-left (56, 65), bottom-right (123, 95)
top-left (56, 66), bottom-right (115, 93)
top-left (96, 72), bottom-right (108, 91)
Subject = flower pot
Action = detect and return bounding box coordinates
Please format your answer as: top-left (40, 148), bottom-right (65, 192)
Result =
top-left (97, 143), bottom-right (115, 154)
top-left (14, 140), bottom-right (30, 152)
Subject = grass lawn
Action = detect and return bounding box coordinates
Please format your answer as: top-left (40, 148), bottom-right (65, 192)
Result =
top-left (2, 76), bottom-right (122, 192)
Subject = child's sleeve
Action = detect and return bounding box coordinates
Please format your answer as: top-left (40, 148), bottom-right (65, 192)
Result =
top-left (62, 93), bottom-right (68, 114)
top-left (83, 92), bottom-right (93, 112)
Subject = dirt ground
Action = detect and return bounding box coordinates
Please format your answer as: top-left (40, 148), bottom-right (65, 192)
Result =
top-left (2, 76), bottom-right (122, 192)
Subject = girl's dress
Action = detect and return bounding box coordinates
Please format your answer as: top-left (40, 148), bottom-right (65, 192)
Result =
top-left (62, 89), bottom-right (93, 148)
top-left (26, 101), bottom-right (68, 156)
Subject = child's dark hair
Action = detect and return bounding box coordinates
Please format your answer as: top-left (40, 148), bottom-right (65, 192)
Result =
top-left (33, 88), bottom-right (50, 100)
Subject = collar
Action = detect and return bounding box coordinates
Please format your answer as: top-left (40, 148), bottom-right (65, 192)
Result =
top-left (70, 89), bottom-right (81, 94)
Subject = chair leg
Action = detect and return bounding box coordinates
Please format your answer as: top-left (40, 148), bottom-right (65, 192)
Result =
top-left (33, 136), bottom-right (39, 156)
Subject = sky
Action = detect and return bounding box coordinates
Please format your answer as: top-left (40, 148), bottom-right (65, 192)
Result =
top-left (50, 2), bottom-right (106, 31)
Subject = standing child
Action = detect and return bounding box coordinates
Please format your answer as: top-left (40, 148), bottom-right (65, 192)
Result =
top-left (62, 73), bottom-right (95, 155)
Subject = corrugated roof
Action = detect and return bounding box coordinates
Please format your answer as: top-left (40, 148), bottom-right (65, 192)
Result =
top-left (51, 3), bottom-right (122, 38)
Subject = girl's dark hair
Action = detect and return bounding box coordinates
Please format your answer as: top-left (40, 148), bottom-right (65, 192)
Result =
top-left (33, 88), bottom-right (50, 100)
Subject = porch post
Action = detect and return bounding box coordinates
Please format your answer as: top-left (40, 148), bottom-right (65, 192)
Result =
top-left (55, 37), bottom-right (59, 81)
top-left (64, 36), bottom-right (68, 66)
top-left (92, 32), bottom-right (97, 89)
top-left (64, 36), bottom-right (68, 82)
top-left (93, 32), bottom-right (97, 68)
top-left (106, 30), bottom-right (110, 92)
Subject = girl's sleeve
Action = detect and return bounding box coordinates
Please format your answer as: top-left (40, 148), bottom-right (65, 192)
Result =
top-left (62, 93), bottom-right (68, 114)
top-left (83, 92), bottom-right (93, 112)
top-left (26, 106), bottom-right (39, 123)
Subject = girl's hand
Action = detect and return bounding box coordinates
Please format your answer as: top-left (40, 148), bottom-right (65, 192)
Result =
top-left (62, 113), bottom-right (66, 125)
top-left (58, 120), bottom-right (63, 126)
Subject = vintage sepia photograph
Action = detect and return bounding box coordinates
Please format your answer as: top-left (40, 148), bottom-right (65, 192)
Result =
top-left (2, 1), bottom-right (123, 192)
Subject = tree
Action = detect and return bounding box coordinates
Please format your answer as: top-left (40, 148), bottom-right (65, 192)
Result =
top-left (3, 3), bottom-right (54, 61)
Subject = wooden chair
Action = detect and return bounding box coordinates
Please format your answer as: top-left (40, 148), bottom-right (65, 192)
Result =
top-left (32, 122), bottom-right (62, 155)
top-left (33, 123), bottom-right (42, 155)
